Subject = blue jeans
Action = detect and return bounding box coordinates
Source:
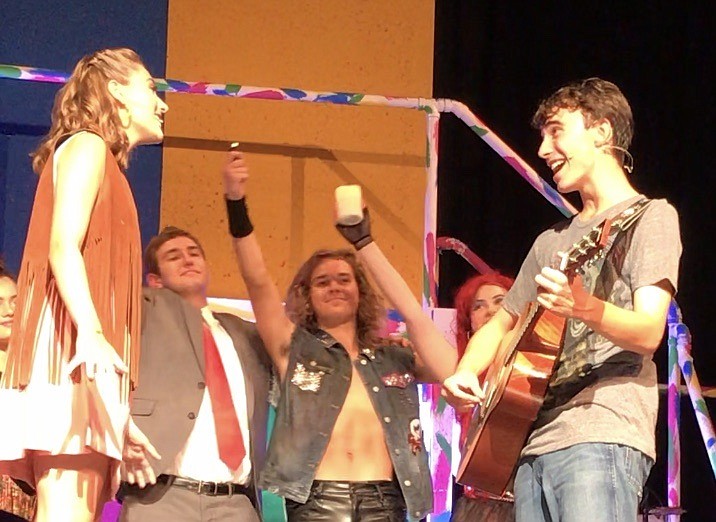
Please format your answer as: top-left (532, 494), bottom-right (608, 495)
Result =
top-left (514, 443), bottom-right (652, 522)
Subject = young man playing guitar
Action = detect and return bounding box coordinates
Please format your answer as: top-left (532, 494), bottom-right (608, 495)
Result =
top-left (443, 78), bottom-right (682, 522)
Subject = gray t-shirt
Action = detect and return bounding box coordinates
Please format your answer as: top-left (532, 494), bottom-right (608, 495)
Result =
top-left (502, 195), bottom-right (681, 460)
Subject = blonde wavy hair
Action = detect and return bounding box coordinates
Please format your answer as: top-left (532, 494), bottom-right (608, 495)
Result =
top-left (31, 47), bottom-right (146, 173)
top-left (286, 249), bottom-right (385, 349)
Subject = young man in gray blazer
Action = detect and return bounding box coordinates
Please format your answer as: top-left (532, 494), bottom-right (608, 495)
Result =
top-left (119, 226), bottom-right (272, 522)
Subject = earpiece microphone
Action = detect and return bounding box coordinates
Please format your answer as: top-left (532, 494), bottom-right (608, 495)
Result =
top-left (598, 140), bottom-right (634, 174)
top-left (607, 145), bottom-right (634, 173)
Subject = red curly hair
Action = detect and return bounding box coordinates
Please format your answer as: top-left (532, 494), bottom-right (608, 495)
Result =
top-left (453, 272), bottom-right (514, 360)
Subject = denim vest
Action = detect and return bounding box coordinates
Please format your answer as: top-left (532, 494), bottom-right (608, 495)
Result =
top-left (259, 327), bottom-right (433, 521)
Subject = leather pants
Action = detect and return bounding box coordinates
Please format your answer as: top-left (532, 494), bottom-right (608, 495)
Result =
top-left (285, 479), bottom-right (407, 521)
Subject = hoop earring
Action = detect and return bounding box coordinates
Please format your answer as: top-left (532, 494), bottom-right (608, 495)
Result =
top-left (118, 107), bottom-right (132, 129)
top-left (304, 300), bottom-right (315, 320)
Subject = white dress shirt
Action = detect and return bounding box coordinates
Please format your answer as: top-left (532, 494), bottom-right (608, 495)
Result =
top-left (171, 307), bottom-right (252, 483)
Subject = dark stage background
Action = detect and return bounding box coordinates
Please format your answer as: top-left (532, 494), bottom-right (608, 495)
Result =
top-left (433, 2), bottom-right (715, 520)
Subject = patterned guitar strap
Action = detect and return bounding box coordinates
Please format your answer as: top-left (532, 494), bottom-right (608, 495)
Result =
top-left (544, 197), bottom-right (653, 410)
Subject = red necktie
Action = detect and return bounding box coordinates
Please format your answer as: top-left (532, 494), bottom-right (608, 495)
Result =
top-left (202, 321), bottom-right (246, 469)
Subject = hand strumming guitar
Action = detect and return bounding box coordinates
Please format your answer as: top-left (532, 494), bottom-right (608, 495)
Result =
top-left (442, 370), bottom-right (485, 414)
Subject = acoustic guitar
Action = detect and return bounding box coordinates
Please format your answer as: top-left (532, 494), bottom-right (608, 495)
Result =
top-left (456, 199), bottom-right (650, 495)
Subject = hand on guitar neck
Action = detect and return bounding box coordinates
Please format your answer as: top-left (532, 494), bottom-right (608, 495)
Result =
top-left (535, 267), bottom-right (605, 325)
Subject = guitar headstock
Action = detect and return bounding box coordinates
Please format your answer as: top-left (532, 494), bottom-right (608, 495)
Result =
top-left (557, 198), bottom-right (651, 277)
top-left (558, 219), bottom-right (612, 277)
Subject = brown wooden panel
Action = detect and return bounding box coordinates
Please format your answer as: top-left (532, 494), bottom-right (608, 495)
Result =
top-left (163, 0), bottom-right (435, 299)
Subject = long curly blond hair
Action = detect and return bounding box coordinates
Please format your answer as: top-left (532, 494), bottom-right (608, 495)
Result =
top-left (286, 249), bottom-right (385, 349)
top-left (31, 47), bottom-right (146, 173)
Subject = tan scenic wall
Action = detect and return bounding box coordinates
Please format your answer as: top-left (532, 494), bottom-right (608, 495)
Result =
top-left (162, 0), bottom-right (435, 299)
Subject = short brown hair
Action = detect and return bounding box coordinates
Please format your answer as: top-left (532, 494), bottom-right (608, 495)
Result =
top-left (532, 78), bottom-right (634, 165)
top-left (285, 249), bottom-right (385, 349)
top-left (143, 226), bottom-right (205, 276)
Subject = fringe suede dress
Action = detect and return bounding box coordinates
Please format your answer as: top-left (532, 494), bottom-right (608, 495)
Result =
top-left (0, 133), bottom-right (142, 491)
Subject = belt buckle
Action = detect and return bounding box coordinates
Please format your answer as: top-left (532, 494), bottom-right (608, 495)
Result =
top-left (195, 479), bottom-right (230, 496)
top-left (198, 480), bottom-right (220, 496)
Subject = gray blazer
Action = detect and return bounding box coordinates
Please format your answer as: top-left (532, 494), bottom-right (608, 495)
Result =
top-left (127, 287), bottom-right (271, 505)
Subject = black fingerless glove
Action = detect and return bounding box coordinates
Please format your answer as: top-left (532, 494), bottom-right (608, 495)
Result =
top-left (225, 196), bottom-right (254, 238)
top-left (335, 208), bottom-right (373, 250)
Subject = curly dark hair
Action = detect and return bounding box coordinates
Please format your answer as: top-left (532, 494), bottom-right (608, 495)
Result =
top-left (285, 249), bottom-right (385, 348)
top-left (531, 78), bottom-right (634, 166)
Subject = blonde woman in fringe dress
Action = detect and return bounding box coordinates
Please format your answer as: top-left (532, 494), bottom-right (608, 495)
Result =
top-left (0, 48), bottom-right (168, 521)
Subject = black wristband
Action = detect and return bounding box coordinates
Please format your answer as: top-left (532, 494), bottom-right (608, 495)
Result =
top-left (353, 235), bottom-right (373, 250)
top-left (225, 196), bottom-right (254, 238)
top-left (335, 207), bottom-right (373, 250)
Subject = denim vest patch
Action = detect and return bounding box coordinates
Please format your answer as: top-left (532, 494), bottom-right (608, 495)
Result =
top-left (259, 327), bottom-right (433, 520)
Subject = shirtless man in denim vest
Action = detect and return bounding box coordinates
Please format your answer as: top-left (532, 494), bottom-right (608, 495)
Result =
top-left (221, 150), bottom-right (458, 521)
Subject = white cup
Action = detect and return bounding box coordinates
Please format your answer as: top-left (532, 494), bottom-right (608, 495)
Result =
top-left (334, 185), bottom-right (364, 225)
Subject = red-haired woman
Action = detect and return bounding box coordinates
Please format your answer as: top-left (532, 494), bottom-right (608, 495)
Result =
top-left (452, 272), bottom-right (515, 522)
